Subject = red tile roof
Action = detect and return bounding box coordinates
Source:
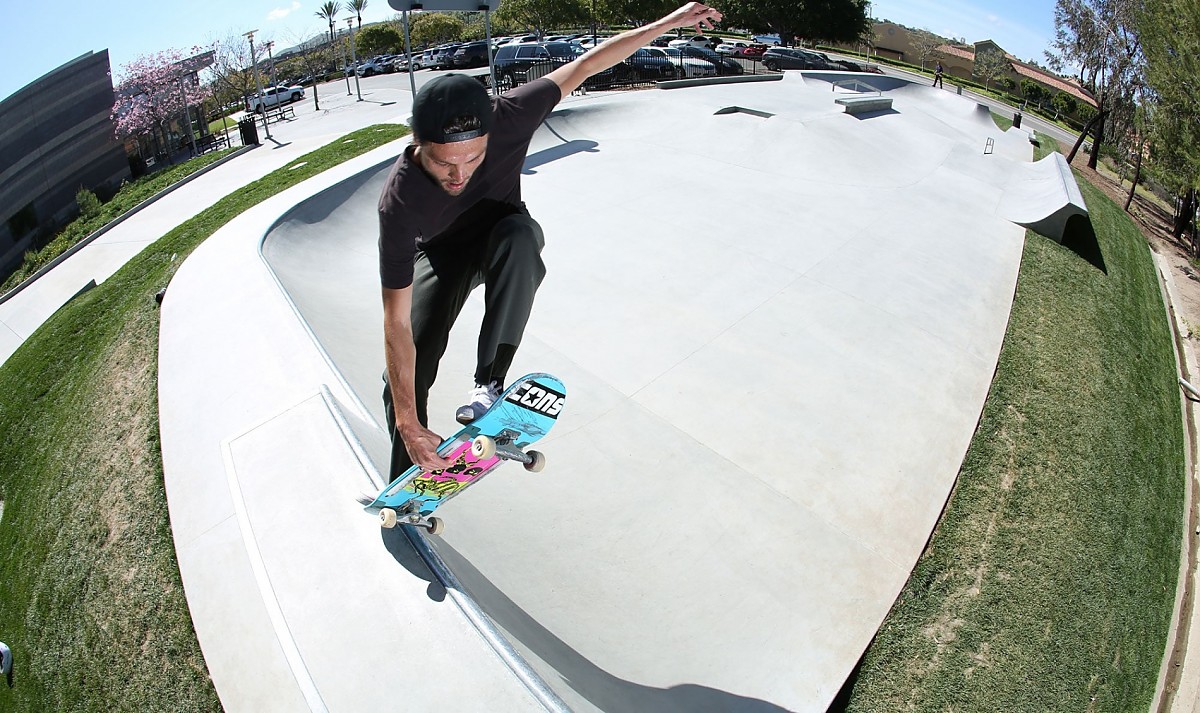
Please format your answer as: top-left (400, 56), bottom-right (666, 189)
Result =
top-left (934, 44), bottom-right (1097, 107)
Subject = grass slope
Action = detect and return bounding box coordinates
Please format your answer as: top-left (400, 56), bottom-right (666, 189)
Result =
top-left (1, 149), bottom-right (236, 295)
top-left (0, 125), bottom-right (408, 712)
top-left (838, 142), bottom-right (1185, 709)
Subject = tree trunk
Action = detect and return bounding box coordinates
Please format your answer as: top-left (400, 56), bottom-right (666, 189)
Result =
top-left (1176, 187), bottom-right (1197, 246)
top-left (1066, 111), bottom-right (1102, 163)
top-left (1124, 138), bottom-right (1144, 212)
top-left (1087, 107), bottom-right (1106, 170)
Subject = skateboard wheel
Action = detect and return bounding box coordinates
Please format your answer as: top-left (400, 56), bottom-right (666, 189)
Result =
top-left (379, 508), bottom-right (398, 529)
top-left (426, 517), bottom-right (445, 535)
top-left (472, 435), bottom-right (496, 459)
top-left (524, 450), bottom-right (546, 473)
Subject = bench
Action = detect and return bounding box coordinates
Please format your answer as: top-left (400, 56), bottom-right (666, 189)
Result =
top-left (834, 95), bottom-right (893, 114)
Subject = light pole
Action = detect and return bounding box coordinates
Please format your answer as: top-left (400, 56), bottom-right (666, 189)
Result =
top-left (347, 18), bottom-right (362, 101)
top-left (265, 40), bottom-right (280, 122)
top-left (342, 27), bottom-right (352, 95)
top-left (243, 29), bottom-right (272, 141)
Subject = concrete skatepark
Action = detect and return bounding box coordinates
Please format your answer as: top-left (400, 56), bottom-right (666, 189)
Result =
top-left (2, 68), bottom-right (1098, 711)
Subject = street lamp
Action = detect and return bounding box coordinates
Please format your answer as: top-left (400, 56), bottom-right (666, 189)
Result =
top-left (347, 18), bottom-right (362, 101)
top-left (243, 29), bottom-right (272, 141)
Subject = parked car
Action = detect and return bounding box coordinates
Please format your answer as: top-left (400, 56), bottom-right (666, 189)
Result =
top-left (452, 40), bottom-right (495, 68)
top-left (623, 47), bottom-right (678, 80)
top-left (761, 47), bottom-right (834, 71)
top-left (389, 55), bottom-right (411, 72)
top-left (669, 35), bottom-right (721, 50)
top-left (247, 84), bottom-right (304, 113)
top-left (650, 34), bottom-right (676, 47)
top-left (495, 42), bottom-right (627, 89)
top-left (717, 40), bottom-right (766, 59)
top-left (356, 58), bottom-right (387, 76)
top-left (679, 46), bottom-right (744, 75)
top-left (431, 44), bottom-right (462, 69)
top-left (650, 46), bottom-right (717, 78)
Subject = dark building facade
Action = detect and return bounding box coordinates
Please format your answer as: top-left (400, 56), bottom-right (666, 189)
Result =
top-left (0, 50), bottom-right (131, 280)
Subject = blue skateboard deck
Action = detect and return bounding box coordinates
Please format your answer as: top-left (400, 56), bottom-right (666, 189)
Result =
top-left (367, 372), bottom-right (566, 533)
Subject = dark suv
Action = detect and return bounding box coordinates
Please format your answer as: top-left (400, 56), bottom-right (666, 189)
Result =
top-left (762, 47), bottom-right (836, 71)
top-left (493, 42), bottom-right (633, 89)
top-left (452, 40), bottom-right (494, 69)
top-left (679, 46), bottom-right (744, 75)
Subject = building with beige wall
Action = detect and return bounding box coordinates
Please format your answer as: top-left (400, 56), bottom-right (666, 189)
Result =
top-left (837, 21), bottom-right (1096, 111)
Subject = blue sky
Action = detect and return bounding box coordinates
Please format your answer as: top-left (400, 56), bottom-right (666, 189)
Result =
top-left (0, 0), bottom-right (1062, 102)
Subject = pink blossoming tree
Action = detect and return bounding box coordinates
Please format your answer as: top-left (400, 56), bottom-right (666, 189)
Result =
top-left (111, 47), bottom-right (213, 158)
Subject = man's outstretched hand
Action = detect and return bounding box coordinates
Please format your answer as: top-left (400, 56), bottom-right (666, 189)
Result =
top-left (661, 2), bottom-right (724, 34)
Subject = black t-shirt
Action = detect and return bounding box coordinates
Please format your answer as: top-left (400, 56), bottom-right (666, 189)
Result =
top-left (378, 78), bottom-right (562, 289)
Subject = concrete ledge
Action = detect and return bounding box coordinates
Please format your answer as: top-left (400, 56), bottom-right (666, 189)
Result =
top-left (835, 96), bottom-right (894, 114)
top-left (0, 143), bottom-right (257, 306)
top-left (657, 73), bottom-right (783, 90)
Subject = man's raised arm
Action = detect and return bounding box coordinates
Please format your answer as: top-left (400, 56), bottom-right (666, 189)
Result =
top-left (544, 2), bottom-right (723, 97)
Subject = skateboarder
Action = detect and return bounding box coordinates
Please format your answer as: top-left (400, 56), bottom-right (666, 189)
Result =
top-left (933, 60), bottom-right (945, 89)
top-left (379, 2), bottom-right (722, 479)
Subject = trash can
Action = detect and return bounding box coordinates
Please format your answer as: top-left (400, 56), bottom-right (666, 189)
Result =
top-left (1013, 112), bottom-right (1023, 129)
top-left (238, 117), bottom-right (259, 147)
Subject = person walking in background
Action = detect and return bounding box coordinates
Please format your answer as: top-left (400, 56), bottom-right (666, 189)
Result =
top-left (933, 60), bottom-right (945, 88)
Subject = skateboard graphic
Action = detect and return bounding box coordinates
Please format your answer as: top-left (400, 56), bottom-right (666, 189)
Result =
top-left (365, 373), bottom-right (566, 534)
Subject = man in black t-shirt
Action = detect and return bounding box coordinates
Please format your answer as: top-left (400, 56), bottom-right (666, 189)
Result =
top-left (379, 2), bottom-right (722, 479)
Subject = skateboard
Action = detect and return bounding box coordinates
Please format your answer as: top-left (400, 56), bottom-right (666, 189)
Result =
top-left (365, 372), bottom-right (566, 534)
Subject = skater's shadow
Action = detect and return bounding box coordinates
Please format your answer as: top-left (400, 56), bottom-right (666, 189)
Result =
top-left (382, 529), bottom-right (790, 712)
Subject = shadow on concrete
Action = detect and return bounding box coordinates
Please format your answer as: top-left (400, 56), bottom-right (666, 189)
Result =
top-left (1059, 213), bottom-right (1106, 273)
top-left (380, 526), bottom-right (448, 602)
top-left (523, 140), bottom-right (600, 175)
top-left (429, 540), bottom-right (793, 713)
top-left (848, 108), bottom-right (900, 120)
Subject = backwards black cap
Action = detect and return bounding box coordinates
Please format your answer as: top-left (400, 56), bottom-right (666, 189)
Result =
top-left (411, 74), bottom-right (493, 143)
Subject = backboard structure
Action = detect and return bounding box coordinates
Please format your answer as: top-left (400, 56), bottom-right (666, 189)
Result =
top-left (388, 0), bottom-right (505, 96)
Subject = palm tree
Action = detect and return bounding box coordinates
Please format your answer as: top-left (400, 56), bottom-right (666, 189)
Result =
top-left (349, 0), bottom-right (368, 29)
top-left (316, 1), bottom-right (341, 46)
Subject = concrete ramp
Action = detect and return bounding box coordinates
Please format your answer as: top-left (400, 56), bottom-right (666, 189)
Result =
top-left (254, 74), bottom-right (1034, 712)
top-left (998, 151), bottom-right (1089, 241)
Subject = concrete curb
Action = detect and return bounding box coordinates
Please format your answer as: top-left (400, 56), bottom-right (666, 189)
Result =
top-left (1151, 250), bottom-right (1200, 713)
top-left (0, 143), bottom-right (257, 307)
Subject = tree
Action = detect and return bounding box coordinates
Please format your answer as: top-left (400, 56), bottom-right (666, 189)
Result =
top-left (973, 48), bottom-right (1009, 90)
top-left (1139, 0), bottom-right (1200, 249)
top-left (357, 24), bottom-right (403, 55)
top-left (410, 12), bottom-right (467, 46)
top-left (206, 33), bottom-right (258, 113)
top-left (348, 0), bottom-right (368, 29)
top-left (1052, 90), bottom-right (1079, 118)
top-left (317, 2), bottom-right (342, 45)
top-left (598, 0), bottom-right (678, 27)
top-left (1045, 0), bottom-right (1143, 170)
top-left (1020, 78), bottom-right (1048, 108)
top-left (493, 0), bottom-right (588, 38)
top-left (910, 28), bottom-right (943, 70)
top-left (111, 48), bottom-right (214, 158)
top-left (714, 0), bottom-right (871, 47)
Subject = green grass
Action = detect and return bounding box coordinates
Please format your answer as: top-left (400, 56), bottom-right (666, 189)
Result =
top-left (836, 137), bottom-right (1185, 709)
top-left (0, 123), bottom-right (408, 712)
top-left (1, 150), bottom-right (237, 296)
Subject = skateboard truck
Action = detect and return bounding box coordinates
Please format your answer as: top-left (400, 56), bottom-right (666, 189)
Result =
top-left (379, 500), bottom-right (444, 535)
top-left (471, 429), bottom-right (546, 472)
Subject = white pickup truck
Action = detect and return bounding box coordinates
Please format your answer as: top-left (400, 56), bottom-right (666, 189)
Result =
top-left (247, 85), bottom-right (304, 113)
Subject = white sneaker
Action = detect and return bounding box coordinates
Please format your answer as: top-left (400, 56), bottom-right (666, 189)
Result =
top-left (0, 641), bottom-right (11, 676)
top-left (456, 381), bottom-right (502, 424)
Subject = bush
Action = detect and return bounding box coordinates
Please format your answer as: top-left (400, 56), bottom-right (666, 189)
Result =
top-left (76, 187), bottom-right (101, 221)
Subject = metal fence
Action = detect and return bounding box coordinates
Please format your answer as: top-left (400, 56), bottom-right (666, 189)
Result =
top-left (500, 55), bottom-right (776, 93)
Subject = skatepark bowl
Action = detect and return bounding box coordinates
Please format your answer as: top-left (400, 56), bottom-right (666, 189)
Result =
top-left (160, 71), bottom-right (1088, 712)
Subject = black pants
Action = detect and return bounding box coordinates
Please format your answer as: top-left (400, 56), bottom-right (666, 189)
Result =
top-left (383, 212), bottom-right (546, 481)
